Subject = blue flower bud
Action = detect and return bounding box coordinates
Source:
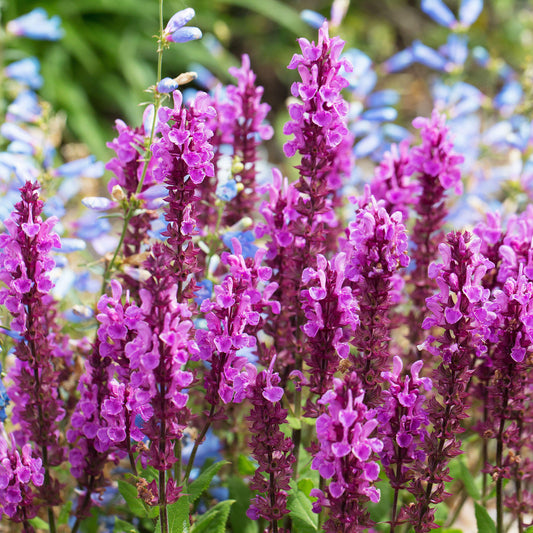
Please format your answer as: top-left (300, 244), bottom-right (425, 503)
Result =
top-left (412, 40), bottom-right (449, 71)
top-left (4, 57), bottom-right (43, 89)
top-left (383, 48), bottom-right (414, 73)
top-left (157, 77), bottom-right (179, 93)
top-left (165, 8), bottom-right (196, 34)
top-left (459, 0), bottom-right (483, 27)
top-left (361, 107), bottom-right (397, 122)
top-left (421, 0), bottom-right (456, 28)
top-left (167, 27), bottom-right (202, 43)
top-left (300, 9), bottom-right (327, 29)
top-left (7, 8), bottom-right (63, 41)
top-left (216, 179), bottom-right (238, 202)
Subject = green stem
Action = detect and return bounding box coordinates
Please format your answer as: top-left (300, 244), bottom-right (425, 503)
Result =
top-left (183, 405), bottom-right (215, 484)
top-left (101, 0), bottom-right (165, 293)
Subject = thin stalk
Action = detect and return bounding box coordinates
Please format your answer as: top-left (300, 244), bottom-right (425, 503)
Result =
top-left (174, 439), bottom-right (182, 487)
top-left (317, 475), bottom-right (326, 530)
top-left (159, 469), bottom-right (168, 533)
top-left (291, 350), bottom-right (302, 480)
top-left (101, 0), bottom-right (164, 292)
top-left (183, 404), bottom-right (215, 484)
top-left (496, 387), bottom-right (509, 533)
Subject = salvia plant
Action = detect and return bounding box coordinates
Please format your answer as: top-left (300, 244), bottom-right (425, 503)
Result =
top-left (1, 1), bottom-right (533, 532)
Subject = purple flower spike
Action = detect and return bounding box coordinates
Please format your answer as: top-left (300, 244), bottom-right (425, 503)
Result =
top-left (410, 231), bottom-right (492, 531)
top-left (300, 252), bottom-right (359, 415)
top-left (0, 182), bottom-right (71, 511)
top-left (246, 354), bottom-right (295, 531)
top-left (312, 373), bottom-right (383, 531)
top-left (0, 436), bottom-right (45, 522)
top-left (6, 8), bottom-right (63, 40)
top-left (344, 190), bottom-right (409, 405)
top-left (407, 109), bottom-right (464, 346)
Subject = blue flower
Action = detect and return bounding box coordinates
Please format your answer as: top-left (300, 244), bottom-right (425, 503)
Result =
top-left (222, 231), bottom-right (258, 258)
top-left (216, 179), bottom-right (238, 201)
top-left (4, 57), bottom-right (43, 89)
top-left (6, 90), bottom-right (42, 123)
top-left (181, 429), bottom-right (222, 468)
top-left (300, 9), bottom-right (327, 29)
top-left (157, 77), bottom-right (179, 93)
top-left (7, 8), bottom-right (63, 41)
top-left (53, 155), bottom-right (104, 179)
top-left (195, 279), bottom-right (213, 305)
top-left (163, 8), bottom-right (202, 43)
top-left (0, 361), bottom-right (10, 423)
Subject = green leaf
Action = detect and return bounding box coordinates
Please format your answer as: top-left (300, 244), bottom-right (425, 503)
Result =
top-left (449, 456), bottom-right (481, 500)
top-left (216, 0), bottom-right (308, 35)
top-left (237, 454), bottom-right (258, 476)
top-left (58, 501), bottom-right (73, 525)
top-left (287, 486), bottom-right (318, 533)
top-left (524, 527), bottom-right (533, 533)
top-left (286, 414), bottom-right (302, 430)
top-left (154, 496), bottom-right (191, 533)
top-left (187, 461), bottom-right (229, 504)
top-left (474, 502), bottom-right (496, 533)
top-left (118, 479), bottom-right (147, 518)
top-left (440, 529), bottom-right (463, 533)
top-left (114, 519), bottom-right (139, 533)
top-left (191, 500), bottom-right (235, 533)
top-left (228, 476), bottom-right (256, 533)
top-left (297, 478), bottom-right (315, 498)
top-left (29, 517), bottom-right (49, 530)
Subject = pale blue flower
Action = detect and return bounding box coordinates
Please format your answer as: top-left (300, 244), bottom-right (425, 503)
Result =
top-left (4, 57), bottom-right (42, 89)
top-left (7, 8), bottom-right (63, 40)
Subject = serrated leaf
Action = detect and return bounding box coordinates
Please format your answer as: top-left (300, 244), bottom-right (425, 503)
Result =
top-left (155, 496), bottom-right (191, 533)
top-left (287, 488), bottom-right (318, 533)
top-left (474, 502), bottom-right (496, 533)
top-left (227, 476), bottom-right (255, 533)
top-left (58, 501), bottom-right (73, 525)
top-left (114, 518), bottom-right (139, 533)
top-left (29, 517), bottom-right (49, 530)
top-left (118, 480), bottom-right (147, 518)
top-left (449, 456), bottom-right (481, 500)
top-left (187, 461), bottom-right (229, 504)
top-left (191, 500), bottom-right (235, 533)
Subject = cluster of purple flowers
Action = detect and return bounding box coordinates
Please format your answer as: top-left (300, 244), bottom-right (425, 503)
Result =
top-left (5, 2), bottom-right (533, 532)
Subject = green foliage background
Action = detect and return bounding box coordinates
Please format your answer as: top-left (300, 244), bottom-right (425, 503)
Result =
top-left (5, 0), bottom-right (533, 160)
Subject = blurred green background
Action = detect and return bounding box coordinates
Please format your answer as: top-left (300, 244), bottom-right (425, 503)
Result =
top-left (4, 0), bottom-right (533, 161)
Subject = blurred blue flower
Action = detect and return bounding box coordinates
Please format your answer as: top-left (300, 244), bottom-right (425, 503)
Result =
top-left (7, 8), bottom-right (63, 41)
top-left (382, 48), bottom-right (414, 73)
top-left (157, 77), bottom-right (179, 93)
top-left (53, 155), bottom-right (104, 179)
top-left (0, 361), bottom-right (10, 423)
top-left (361, 107), bottom-right (398, 122)
top-left (54, 237), bottom-right (87, 253)
top-left (216, 179), bottom-right (238, 201)
top-left (300, 9), bottom-right (326, 29)
top-left (181, 429), bottom-right (222, 468)
top-left (440, 34), bottom-right (468, 67)
top-left (195, 279), bottom-right (213, 305)
top-left (422, 0), bottom-right (483, 29)
top-left (421, 0), bottom-right (456, 28)
top-left (74, 212), bottom-right (111, 240)
top-left (4, 57), bottom-right (42, 89)
top-left (494, 80), bottom-right (523, 116)
top-left (222, 231), bottom-right (258, 258)
top-left (367, 90), bottom-right (399, 108)
top-left (6, 91), bottom-right (42, 123)
top-left (412, 40), bottom-right (449, 71)
top-left (81, 197), bottom-right (116, 211)
top-left (459, 0), bottom-right (483, 27)
top-left (167, 27), bottom-right (202, 44)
